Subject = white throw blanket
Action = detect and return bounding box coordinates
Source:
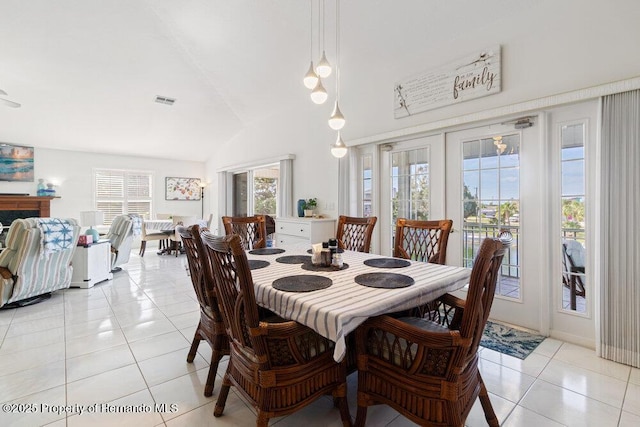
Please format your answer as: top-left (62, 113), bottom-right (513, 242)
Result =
top-left (36, 218), bottom-right (75, 256)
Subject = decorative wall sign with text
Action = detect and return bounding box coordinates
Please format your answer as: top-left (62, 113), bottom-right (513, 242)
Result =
top-left (394, 45), bottom-right (501, 118)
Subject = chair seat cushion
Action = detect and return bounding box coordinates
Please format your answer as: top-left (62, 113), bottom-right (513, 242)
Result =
top-left (397, 316), bottom-right (450, 333)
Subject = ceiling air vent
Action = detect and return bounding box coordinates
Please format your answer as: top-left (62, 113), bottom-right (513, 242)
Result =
top-left (154, 96), bottom-right (176, 106)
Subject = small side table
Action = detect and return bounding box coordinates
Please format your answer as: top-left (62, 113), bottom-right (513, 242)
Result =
top-left (70, 240), bottom-right (113, 288)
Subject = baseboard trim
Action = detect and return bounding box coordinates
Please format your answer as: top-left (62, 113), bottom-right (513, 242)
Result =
top-left (550, 329), bottom-right (595, 350)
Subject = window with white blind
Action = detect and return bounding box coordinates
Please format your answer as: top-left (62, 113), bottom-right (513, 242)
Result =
top-left (94, 169), bottom-right (153, 224)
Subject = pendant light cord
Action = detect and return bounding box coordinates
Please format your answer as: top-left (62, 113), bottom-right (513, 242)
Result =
top-left (318, 0), bottom-right (322, 57)
top-left (321, 0), bottom-right (325, 54)
top-left (309, 0), bottom-right (314, 61)
top-left (336, 0), bottom-right (340, 100)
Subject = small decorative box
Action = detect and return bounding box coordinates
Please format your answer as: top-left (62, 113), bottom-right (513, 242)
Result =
top-left (78, 235), bottom-right (93, 246)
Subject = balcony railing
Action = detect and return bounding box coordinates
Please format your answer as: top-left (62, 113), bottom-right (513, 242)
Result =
top-left (462, 223), bottom-right (586, 281)
top-left (463, 223), bottom-right (520, 279)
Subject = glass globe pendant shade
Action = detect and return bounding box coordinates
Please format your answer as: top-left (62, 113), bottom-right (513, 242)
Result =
top-left (303, 61), bottom-right (319, 89)
top-left (310, 79), bottom-right (328, 104)
top-left (316, 50), bottom-right (332, 78)
top-left (330, 133), bottom-right (348, 158)
top-left (328, 100), bottom-right (346, 130)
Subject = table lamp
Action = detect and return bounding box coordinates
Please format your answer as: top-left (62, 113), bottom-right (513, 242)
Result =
top-left (80, 211), bottom-right (104, 243)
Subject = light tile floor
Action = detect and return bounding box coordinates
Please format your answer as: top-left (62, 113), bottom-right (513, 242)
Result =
top-left (0, 251), bottom-right (638, 427)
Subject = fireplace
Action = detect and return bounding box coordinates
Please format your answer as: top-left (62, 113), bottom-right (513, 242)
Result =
top-left (0, 195), bottom-right (56, 247)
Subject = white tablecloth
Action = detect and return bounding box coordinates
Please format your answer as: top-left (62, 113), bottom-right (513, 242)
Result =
top-left (249, 245), bottom-right (470, 362)
top-left (143, 220), bottom-right (174, 231)
top-left (144, 219), bottom-right (208, 232)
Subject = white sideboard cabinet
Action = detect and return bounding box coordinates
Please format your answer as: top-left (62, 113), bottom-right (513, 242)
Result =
top-left (275, 217), bottom-right (336, 246)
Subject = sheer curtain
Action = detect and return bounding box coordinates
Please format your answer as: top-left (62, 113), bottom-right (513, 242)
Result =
top-left (599, 89), bottom-right (640, 368)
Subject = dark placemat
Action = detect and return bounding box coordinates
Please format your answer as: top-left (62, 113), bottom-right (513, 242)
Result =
top-left (249, 248), bottom-right (285, 255)
top-left (354, 272), bottom-right (414, 289)
top-left (272, 275), bottom-right (332, 292)
top-left (306, 248), bottom-right (344, 254)
top-left (276, 255), bottom-right (312, 264)
top-left (301, 262), bottom-right (349, 272)
top-left (248, 260), bottom-right (270, 270)
top-left (232, 260), bottom-right (271, 270)
top-left (364, 258), bottom-right (411, 268)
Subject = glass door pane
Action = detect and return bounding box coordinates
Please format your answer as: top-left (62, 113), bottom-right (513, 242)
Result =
top-left (232, 172), bottom-right (247, 216)
top-left (253, 167), bottom-right (278, 215)
top-left (362, 154), bottom-right (373, 217)
top-left (390, 147), bottom-right (431, 251)
top-left (560, 123), bottom-right (586, 312)
top-left (462, 134), bottom-right (520, 298)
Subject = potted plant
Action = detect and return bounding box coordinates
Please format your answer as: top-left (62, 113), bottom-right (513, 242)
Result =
top-left (304, 198), bottom-right (317, 217)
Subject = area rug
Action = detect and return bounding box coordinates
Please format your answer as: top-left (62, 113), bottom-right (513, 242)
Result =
top-left (480, 321), bottom-right (546, 359)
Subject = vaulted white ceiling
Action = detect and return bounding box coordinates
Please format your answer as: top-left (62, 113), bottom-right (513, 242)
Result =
top-left (0, 0), bottom-right (601, 161)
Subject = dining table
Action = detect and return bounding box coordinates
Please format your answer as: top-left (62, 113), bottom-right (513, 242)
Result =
top-left (144, 218), bottom-right (209, 231)
top-left (143, 219), bottom-right (175, 232)
top-left (246, 244), bottom-right (471, 362)
top-left (143, 219), bottom-right (208, 255)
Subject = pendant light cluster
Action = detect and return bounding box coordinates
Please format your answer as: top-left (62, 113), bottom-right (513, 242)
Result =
top-left (305, 0), bottom-right (330, 105)
top-left (302, 0), bottom-right (347, 158)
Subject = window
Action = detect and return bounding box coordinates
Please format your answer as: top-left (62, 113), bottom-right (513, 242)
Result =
top-left (232, 165), bottom-right (279, 216)
top-left (386, 147), bottom-right (431, 253)
top-left (560, 123), bottom-right (586, 312)
top-left (253, 167), bottom-right (278, 215)
top-left (391, 147), bottom-right (431, 224)
top-left (362, 154), bottom-right (373, 217)
top-left (95, 169), bottom-right (153, 224)
top-left (462, 134), bottom-right (520, 298)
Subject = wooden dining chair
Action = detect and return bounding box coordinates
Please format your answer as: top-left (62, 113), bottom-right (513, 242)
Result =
top-left (354, 232), bottom-right (512, 427)
top-left (335, 215), bottom-right (377, 253)
top-left (200, 232), bottom-right (352, 427)
top-left (393, 218), bottom-right (453, 264)
top-left (221, 215), bottom-right (267, 250)
top-left (176, 224), bottom-right (229, 397)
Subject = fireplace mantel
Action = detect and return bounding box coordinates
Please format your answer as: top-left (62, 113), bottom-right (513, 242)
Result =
top-left (0, 195), bottom-right (57, 217)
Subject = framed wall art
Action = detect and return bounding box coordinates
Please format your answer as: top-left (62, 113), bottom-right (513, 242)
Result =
top-left (0, 143), bottom-right (34, 182)
top-left (165, 177), bottom-right (201, 201)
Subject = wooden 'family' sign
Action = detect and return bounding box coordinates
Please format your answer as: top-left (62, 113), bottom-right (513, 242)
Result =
top-left (394, 45), bottom-right (501, 118)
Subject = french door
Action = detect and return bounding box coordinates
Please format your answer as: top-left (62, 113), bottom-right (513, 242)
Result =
top-left (445, 122), bottom-right (542, 330)
top-left (378, 135), bottom-right (445, 256)
top-left (359, 101), bottom-right (597, 339)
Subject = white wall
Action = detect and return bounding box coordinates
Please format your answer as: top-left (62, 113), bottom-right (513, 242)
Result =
top-left (1, 147), bottom-right (205, 223)
top-left (205, 1), bottom-right (640, 223)
top-left (205, 101), bottom-right (342, 221)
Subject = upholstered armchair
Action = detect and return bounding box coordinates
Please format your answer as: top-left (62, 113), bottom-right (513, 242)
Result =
top-left (0, 218), bottom-right (80, 308)
top-left (103, 214), bottom-right (135, 271)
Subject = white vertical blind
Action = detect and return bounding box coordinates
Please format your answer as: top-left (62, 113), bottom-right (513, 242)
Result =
top-left (95, 169), bottom-right (153, 224)
top-left (599, 89), bottom-right (640, 368)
